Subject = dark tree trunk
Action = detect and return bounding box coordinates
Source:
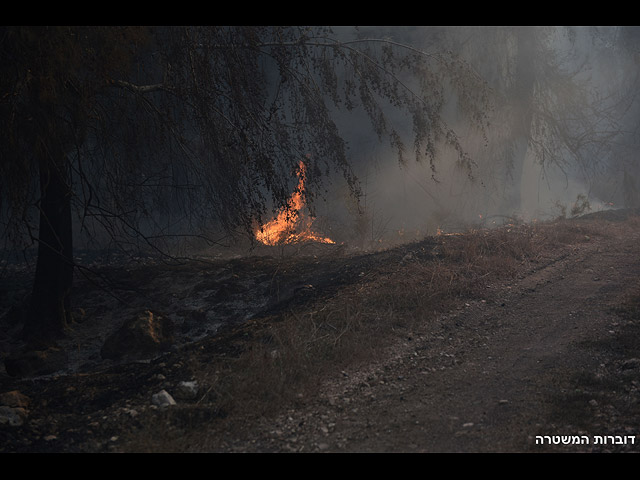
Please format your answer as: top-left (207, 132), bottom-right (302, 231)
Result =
top-left (23, 142), bottom-right (74, 346)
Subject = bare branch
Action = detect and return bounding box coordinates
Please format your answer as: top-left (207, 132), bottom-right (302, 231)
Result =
top-left (109, 79), bottom-right (171, 94)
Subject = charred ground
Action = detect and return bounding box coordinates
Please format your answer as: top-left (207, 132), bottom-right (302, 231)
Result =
top-left (1, 209), bottom-right (640, 452)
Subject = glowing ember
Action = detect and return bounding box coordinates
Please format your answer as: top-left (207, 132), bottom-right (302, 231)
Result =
top-left (435, 227), bottom-right (464, 237)
top-left (255, 161), bottom-right (335, 246)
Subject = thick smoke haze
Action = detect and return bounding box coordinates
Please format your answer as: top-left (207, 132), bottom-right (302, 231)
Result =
top-left (312, 26), bottom-right (640, 248)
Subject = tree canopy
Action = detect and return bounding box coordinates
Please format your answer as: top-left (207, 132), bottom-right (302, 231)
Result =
top-left (2, 26), bottom-right (493, 251)
top-left (0, 26), bottom-right (493, 342)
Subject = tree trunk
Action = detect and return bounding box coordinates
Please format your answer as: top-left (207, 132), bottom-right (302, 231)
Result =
top-left (23, 142), bottom-right (74, 346)
top-left (501, 28), bottom-right (536, 216)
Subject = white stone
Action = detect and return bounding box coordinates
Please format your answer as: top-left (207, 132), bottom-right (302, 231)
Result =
top-left (176, 380), bottom-right (199, 399)
top-left (152, 389), bottom-right (176, 407)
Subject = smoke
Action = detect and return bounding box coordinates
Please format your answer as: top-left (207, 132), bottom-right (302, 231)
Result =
top-left (315, 26), bottom-right (640, 249)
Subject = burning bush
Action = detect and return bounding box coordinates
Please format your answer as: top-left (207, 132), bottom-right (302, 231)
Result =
top-left (255, 161), bottom-right (334, 246)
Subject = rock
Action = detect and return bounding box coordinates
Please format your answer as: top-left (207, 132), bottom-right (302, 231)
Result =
top-left (0, 406), bottom-right (27, 426)
top-left (4, 347), bottom-right (68, 378)
top-left (122, 407), bottom-right (139, 418)
top-left (101, 310), bottom-right (174, 361)
top-left (0, 390), bottom-right (30, 409)
top-left (152, 389), bottom-right (176, 407)
top-left (174, 380), bottom-right (199, 400)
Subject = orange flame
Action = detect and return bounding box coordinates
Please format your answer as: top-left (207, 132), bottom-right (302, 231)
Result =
top-left (255, 161), bottom-right (335, 246)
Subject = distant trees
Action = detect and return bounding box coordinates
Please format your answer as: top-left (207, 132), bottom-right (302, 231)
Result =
top-left (604, 26), bottom-right (640, 208)
top-left (448, 26), bottom-right (629, 216)
top-left (0, 26), bottom-right (490, 345)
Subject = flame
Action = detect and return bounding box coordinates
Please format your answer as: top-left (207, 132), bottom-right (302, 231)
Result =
top-left (435, 227), bottom-right (463, 237)
top-left (255, 161), bottom-right (335, 246)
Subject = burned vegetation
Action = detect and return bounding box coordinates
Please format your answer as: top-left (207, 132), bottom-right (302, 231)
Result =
top-left (2, 26), bottom-right (640, 452)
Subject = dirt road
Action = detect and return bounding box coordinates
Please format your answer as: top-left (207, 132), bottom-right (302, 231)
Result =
top-left (2, 212), bottom-right (640, 453)
top-left (205, 213), bottom-right (640, 453)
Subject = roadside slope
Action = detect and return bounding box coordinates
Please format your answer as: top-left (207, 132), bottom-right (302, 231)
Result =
top-left (2, 211), bottom-right (640, 453)
top-left (198, 213), bottom-right (640, 452)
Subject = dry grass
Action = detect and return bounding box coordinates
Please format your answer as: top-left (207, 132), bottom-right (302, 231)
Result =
top-left (189, 217), bottom-right (604, 422)
top-left (116, 215), bottom-right (617, 452)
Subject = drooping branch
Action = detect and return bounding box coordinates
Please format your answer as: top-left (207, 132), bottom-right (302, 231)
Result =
top-left (109, 79), bottom-right (172, 94)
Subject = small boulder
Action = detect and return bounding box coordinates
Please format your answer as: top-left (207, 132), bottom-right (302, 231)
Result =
top-left (0, 390), bottom-right (30, 409)
top-left (101, 310), bottom-right (174, 361)
top-left (175, 380), bottom-right (199, 401)
top-left (152, 389), bottom-right (176, 407)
